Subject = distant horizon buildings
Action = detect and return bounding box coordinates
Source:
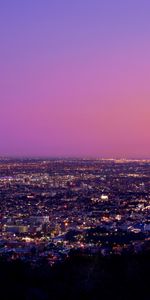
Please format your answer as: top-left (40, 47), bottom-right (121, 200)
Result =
top-left (0, 156), bottom-right (150, 162)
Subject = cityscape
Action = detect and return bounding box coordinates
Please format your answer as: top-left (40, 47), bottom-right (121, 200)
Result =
top-left (0, 158), bottom-right (149, 265)
top-left (1, 0), bottom-right (150, 298)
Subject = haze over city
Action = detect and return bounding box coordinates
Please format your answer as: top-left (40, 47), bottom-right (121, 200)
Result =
top-left (0, 3), bottom-right (150, 300)
top-left (0, 0), bottom-right (150, 158)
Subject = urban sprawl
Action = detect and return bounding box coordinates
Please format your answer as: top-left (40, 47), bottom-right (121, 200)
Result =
top-left (0, 158), bottom-right (149, 265)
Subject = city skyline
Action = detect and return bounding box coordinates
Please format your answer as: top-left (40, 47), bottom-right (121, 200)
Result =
top-left (0, 1), bottom-right (150, 158)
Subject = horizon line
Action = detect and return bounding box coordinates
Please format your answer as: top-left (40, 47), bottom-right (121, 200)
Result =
top-left (0, 155), bottom-right (150, 161)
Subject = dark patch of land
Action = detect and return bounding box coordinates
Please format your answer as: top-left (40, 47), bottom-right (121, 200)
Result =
top-left (0, 251), bottom-right (149, 300)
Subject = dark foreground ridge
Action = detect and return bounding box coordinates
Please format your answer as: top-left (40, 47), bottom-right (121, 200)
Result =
top-left (0, 251), bottom-right (150, 300)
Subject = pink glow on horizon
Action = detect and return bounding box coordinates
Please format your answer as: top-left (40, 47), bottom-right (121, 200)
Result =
top-left (0, 1), bottom-right (150, 158)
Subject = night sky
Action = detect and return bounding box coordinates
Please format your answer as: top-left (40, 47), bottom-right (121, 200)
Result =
top-left (0, 1), bottom-right (150, 158)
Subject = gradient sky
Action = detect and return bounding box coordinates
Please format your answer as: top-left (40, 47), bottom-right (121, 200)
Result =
top-left (0, 0), bottom-right (150, 158)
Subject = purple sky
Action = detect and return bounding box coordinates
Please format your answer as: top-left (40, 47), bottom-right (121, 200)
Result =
top-left (0, 1), bottom-right (150, 158)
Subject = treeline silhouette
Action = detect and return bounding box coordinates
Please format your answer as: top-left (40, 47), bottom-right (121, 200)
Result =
top-left (0, 251), bottom-right (149, 300)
